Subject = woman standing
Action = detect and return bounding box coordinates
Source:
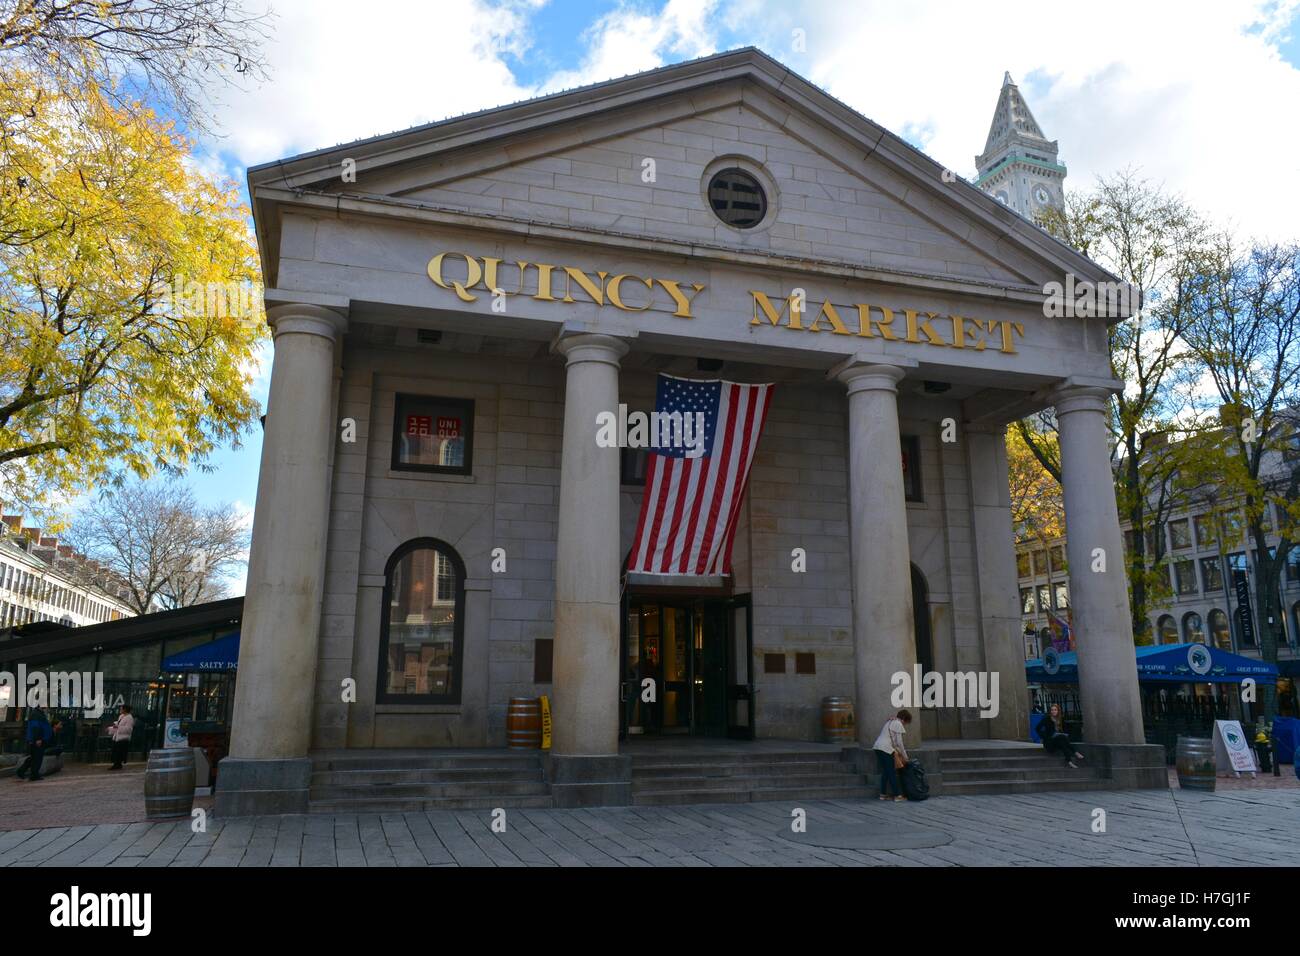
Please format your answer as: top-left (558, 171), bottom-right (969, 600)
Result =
top-left (872, 709), bottom-right (912, 801)
top-left (1036, 703), bottom-right (1085, 768)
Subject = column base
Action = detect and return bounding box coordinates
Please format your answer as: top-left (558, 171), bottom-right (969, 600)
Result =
top-left (844, 745), bottom-right (945, 797)
top-left (546, 754), bottom-right (632, 808)
top-left (214, 757), bottom-right (312, 816)
top-left (1077, 743), bottom-right (1168, 789)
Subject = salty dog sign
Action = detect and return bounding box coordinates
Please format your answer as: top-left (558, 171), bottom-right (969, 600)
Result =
top-left (427, 251), bottom-right (1026, 355)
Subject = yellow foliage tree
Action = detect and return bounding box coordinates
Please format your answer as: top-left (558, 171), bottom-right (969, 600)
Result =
top-left (1006, 423), bottom-right (1064, 548)
top-left (0, 72), bottom-right (265, 511)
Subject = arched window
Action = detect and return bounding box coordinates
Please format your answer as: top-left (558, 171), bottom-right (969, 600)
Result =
top-left (377, 538), bottom-right (466, 704)
top-left (1157, 615), bottom-right (1178, 645)
top-left (911, 565), bottom-right (933, 674)
top-left (1208, 609), bottom-right (1231, 650)
top-left (1182, 612), bottom-right (1204, 644)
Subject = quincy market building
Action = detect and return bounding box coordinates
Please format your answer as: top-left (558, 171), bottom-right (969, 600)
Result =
top-left (220, 49), bottom-right (1162, 814)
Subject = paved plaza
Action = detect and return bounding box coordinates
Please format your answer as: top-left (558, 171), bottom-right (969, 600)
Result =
top-left (0, 784), bottom-right (1294, 867)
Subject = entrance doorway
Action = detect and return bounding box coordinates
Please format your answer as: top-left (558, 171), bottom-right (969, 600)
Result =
top-left (620, 595), bottom-right (754, 739)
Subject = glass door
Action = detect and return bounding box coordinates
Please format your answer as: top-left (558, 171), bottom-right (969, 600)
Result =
top-left (724, 594), bottom-right (755, 739)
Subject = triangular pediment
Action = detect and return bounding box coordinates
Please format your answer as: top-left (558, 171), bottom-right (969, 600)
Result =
top-left (250, 48), bottom-right (1117, 296)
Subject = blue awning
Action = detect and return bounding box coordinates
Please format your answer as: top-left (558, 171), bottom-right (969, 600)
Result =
top-left (1026, 642), bottom-right (1278, 685)
top-left (161, 632), bottom-right (240, 673)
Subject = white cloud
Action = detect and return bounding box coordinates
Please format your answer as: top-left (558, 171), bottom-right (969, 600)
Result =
top-left (739, 0), bottom-right (1300, 241)
top-left (540, 0), bottom-right (722, 92)
top-left (208, 0), bottom-right (539, 171)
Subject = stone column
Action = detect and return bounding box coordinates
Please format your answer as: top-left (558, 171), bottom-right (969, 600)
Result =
top-left (835, 361), bottom-right (921, 749)
top-left (966, 423), bottom-right (1030, 740)
top-left (1053, 385), bottom-right (1144, 744)
top-left (217, 301), bottom-right (346, 816)
top-left (550, 332), bottom-right (630, 806)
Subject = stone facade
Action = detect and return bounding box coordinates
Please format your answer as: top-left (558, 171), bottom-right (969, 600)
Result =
top-left (217, 48), bottom-right (1159, 814)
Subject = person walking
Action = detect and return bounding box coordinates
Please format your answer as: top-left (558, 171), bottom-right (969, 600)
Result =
top-left (873, 709), bottom-right (912, 801)
top-left (23, 706), bottom-right (53, 781)
top-left (1036, 703), bottom-right (1085, 768)
top-left (107, 704), bottom-right (136, 771)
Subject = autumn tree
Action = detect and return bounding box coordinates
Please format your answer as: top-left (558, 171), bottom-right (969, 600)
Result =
top-left (68, 480), bottom-right (247, 612)
top-left (1, 0), bottom-right (271, 132)
top-left (0, 71), bottom-right (265, 514)
top-left (1180, 238), bottom-right (1300, 720)
top-left (1032, 171), bottom-right (1211, 642)
top-left (1006, 422), bottom-right (1063, 547)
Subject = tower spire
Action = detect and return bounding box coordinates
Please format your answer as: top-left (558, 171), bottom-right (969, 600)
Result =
top-left (974, 72), bottom-right (1066, 221)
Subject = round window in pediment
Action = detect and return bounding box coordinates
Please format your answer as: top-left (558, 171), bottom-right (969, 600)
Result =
top-left (707, 168), bottom-right (767, 228)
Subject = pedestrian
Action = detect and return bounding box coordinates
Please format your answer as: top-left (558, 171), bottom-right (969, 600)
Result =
top-left (1036, 703), bottom-right (1085, 768)
top-left (873, 709), bottom-right (912, 801)
top-left (22, 706), bottom-right (54, 781)
top-left (107, 704), bottom-right (135, 771)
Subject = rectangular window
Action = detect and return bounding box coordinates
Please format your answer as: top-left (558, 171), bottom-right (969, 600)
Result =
top-left (1201, 557), bottom-right (1225, 592)
top-left (1021, 588), bottom-right (1036, 614)
top-left (1194, 513), bottom-right (1216, 549)
top-left (1016, 552), bottom-right (1031, 578)
top-left (1054, 583), bottom-right (1070, 610)
top-left (1033, 551), bottom-right (1049, 576)
top-left (1287, 549), bottom-right (1300, 583)
top-left (1038, 585), bottom-right (1052, 613)
top-left (1049, 546), bottom-right (1065, 572)
top-left (533, 639), bottom-right (553, 684)
top-left (763, 653), bottom-right (786, 674)
top-left (1169, 518), bottom-right (1192, 550)
top-left (620, 446), bottom-right (649, 486)
top-left (1222, 511), bottom-right (1244, 545)
top-left (795, 652), bottom-right (816, 675)
top-left (391, 394), bottom-right (474, 475)
top-left (1174, 559), bottom-right (1198, 595)
top-left (901, 434), bottom-right (922, 502)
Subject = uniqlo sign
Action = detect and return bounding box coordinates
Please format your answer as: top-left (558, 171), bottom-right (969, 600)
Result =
top-left (406, 415), bottom-right (433, 437)
top-left (437, 416), bottom-right (461, 439)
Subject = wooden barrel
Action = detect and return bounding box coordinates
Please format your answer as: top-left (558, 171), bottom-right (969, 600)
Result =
top-left (1175, 736), bottom-right (1216, 791)
top-left (506, 697), bottom-right (542, 749)
top-left (821, 697), bottom-right (855, 744)
top-left (144, 748), bottom-right (196, 820)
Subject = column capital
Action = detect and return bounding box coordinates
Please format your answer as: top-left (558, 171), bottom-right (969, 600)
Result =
top-left (551, 331), bottom-right (631, 367)
top-left (266, 303), bottom-right (348, 343)
top-left (1050, 384), bottom-right (1114, 417)
top-left (830, 360), bottom-right (911, 395)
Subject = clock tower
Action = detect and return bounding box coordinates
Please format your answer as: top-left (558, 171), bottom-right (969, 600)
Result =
top-left (975, 72), bottom-right (1066, 222)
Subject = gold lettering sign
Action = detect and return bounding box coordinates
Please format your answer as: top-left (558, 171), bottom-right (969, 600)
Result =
top-left (749, 290), bottom-right (1025, 355)
top-left (425, 252), bottom-right (1025, 355)
top-left (427, 251), bottom-right (706, 318)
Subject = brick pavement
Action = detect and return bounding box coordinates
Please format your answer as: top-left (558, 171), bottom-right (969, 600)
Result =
top-left (0, 784), bottom-right (1294, 867)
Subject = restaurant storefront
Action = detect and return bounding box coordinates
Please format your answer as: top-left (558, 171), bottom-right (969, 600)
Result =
top-left (220, 48), bottom-right (1162, 813)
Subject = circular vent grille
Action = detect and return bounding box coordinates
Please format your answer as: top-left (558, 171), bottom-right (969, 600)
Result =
top-left (708, 168), bottom-right (767, 228)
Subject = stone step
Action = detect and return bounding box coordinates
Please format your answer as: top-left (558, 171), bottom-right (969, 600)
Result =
top-left (628, 751), bottom-right (840, 769)
top-left (630, 759), bottom-right (845, 779)
top-left (631, 772), bottom-right (860, 793)
top-left (924, 747), bottom-right (1056, 760)
top-left (311, 767), bottom-right (543, 787)
top-left (311, 753), bottom-right (542, 772)
top-left (633, 784), bottom-right (870, 806)
top-left (940, 766), bottom-right (1106, 784)
top-left (937, 754), bottom-right (1083, 771)
top-left (307, 793), bottom-right (554, 813)
top-left (310, 780), bottom-right (551, 801)
top-left (941, 778), bottom-right (1116, 796)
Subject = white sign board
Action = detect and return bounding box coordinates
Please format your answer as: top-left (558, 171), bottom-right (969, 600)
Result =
top-left (1213, 720), bottom-right (1257, 774)
top-left (163, 718), bottom-right (188, 749)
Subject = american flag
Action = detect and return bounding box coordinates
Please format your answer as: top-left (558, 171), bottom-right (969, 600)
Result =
top-left (627, 374), bottom-right (774, 576)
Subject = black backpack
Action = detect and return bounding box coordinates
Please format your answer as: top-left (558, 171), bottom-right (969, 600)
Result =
top-left (901, 759), bottom-right (930, 801)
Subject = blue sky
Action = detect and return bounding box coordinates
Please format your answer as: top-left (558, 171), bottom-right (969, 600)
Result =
top-left (166, 0), bottom-right (1300, 592)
